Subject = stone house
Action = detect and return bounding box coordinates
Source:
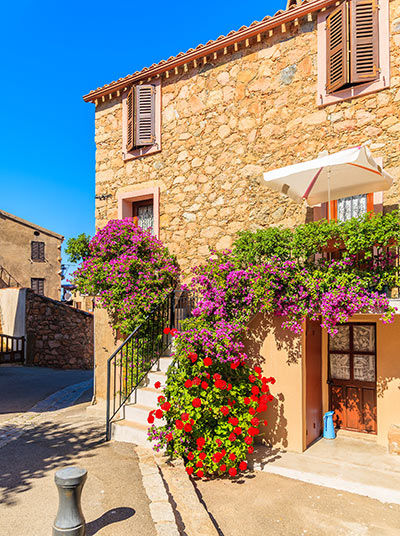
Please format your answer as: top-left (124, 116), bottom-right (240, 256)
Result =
top-left (0, 209), bottom-right (63, 300)
top-left (84, 0), bottom-right (400, 452)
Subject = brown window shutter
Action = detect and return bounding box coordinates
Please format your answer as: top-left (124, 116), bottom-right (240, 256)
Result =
top-left (126, 86), bottom-right (135, 152)
top-left (326, 2), bottom-right (349, 93)
top-left (350, 0), bottom-right (379, 84)
top-left (134, 85), bottom-right (156, 146)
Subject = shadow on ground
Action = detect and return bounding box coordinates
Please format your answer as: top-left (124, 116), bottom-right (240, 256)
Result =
top-left (0, 418), bottom-right (104, 506)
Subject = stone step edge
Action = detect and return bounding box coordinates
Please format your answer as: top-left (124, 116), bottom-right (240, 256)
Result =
top-left (154, 453), bottom-right (220, 536)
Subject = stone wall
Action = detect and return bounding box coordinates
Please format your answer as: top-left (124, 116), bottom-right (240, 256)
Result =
top-left (25, 289), bottom-right (93, 369)
top-left (94, 0), bottom-right (400, 277)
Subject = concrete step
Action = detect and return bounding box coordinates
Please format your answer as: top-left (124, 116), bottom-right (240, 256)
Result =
top-left (151, 357), bottom-right (173, 373)
top-left (124, 403), bottom-right (166, 426)
top-left (129, 386), bottom-right (160, 407)
top-left (111, 419), bottom-right (150, 446)
top-left (140, 371), bottom-right (167, 390)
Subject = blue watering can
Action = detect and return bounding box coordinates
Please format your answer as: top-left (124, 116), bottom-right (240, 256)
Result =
top-left (323, 410), bottom-right (336, 439)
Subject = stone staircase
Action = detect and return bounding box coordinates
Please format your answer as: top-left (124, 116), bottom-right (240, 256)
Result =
top-left (111, 355), bottom-right (172, 446)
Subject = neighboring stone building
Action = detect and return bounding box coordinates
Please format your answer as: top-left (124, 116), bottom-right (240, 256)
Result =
top-left (0, 209), bottom-right (64, 300)
top-left (84, 0), bottom-right (400, 451)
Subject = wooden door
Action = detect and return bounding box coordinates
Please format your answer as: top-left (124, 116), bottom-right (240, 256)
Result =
top-left (306, 318), bottom-right (322, 447)
top-left (328, 323), bottom-right (377, 434)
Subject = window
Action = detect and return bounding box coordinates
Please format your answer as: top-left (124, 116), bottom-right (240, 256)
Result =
top-left (333, 193), bottom-right (374, 221)
top-left (123, 79), bottom-right (161, 160)
top-left (132, 200), bottom-right (154, 233)
top-left (317, 0), bottom-right (389, 105)
top-left (31, 278), bottom-right (45, 295)
top-left (31, 241), bottom-right (45, 262)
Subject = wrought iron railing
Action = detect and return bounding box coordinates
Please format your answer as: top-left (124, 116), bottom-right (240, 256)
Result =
top-left (0, 265), bottom-right (21, 289)
top-left (106, 288), bottom-right (197, 440)
top-left (0, 334), bottom-right (25, 363)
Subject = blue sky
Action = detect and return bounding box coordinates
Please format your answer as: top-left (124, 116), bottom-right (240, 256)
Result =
top-left (0, 0), bottom-right (285, 274)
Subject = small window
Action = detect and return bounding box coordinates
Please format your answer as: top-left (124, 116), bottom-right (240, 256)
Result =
top-left (317, 0), bottom-right (389, 105)
top-left (123, 79), bottom-right (161, 160)
top-left (31, 278), bottom-right (45, 295)
top-left (330, 193), bottom-right (373, 221)
top-left (132, 200), bottom-right (154, 233)
top-left (31, 241), bottom-right (45, 262)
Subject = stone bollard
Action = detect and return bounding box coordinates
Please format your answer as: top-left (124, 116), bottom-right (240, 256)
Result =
top-left (53, 466), bottom-right (87, 536)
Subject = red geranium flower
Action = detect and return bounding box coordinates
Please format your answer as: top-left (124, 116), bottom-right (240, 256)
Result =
top-left (196, 460), bottom-right (203, 468)
top-left (263, 420), bottom-right (268, 426)
top-left (154, 381), bottom-right (161, 389)
top-left (239, 461), bottom-right (247, 471)
top-left (228, 433), bottom-right (236, 442)
top-left (228, 417), bottom-right (238, 425)
top-left (186, 466), bottom-right (193, 475)
top-left (226, 383), bottom-right (232, 391)
top-left (163, 327), bottom-right (171, 334)
top-left (257, 405), bottom-right (267, 413)
top-left (248, 427), bottom-right (259, 436)
top-left (221, 449), bottom-right (226, 456)
top-left (192, 377), bottom-right (201, 386)
top-left (155, 409), bottom-right (163, 419)
top-left (244, 397), bottom-right (250, 405)
top-left (244, 436), bottom-right (253, 445)
top-left (147, 414), bottom-right (155, 424)
top-left (267, 394), bottom-right (274, 401)
top-left (230, 361), bottom-right (240, 369)
top-left (248, 446), bottom-right (254, 454)
top-left (229, 467), bottom-right (237, 477)
top-left (192, 398), bottom-right (201, 408)
top-left (201, 381), bottom-right (209, 390)
top-left (199, 452), bottom-right (206, 460)
top-left (249, 407), bottom-right (256, 415)
top-left (254, 366), bottom-right (262, 374)
top-left (196, 470), bottom-right (204, 478)
top-left (197, 437), bottom-right (205, 448)
top-left (184, 379), bottom-right (192, 389)
top-left (216, 438), bottom-right (222, 447)
top-left (234, 427), bottom-right (242, 435)
top-left (175, 420), bottom-right (184, 430)
top-left (188, 352), bottom-right (198, 363)
top-left (251, 385), bottom-right (260, 395)
top-left (251, 395), bottom-right (259, 402)
top-left (184, 423), bottom-right (192, 433)
top-left (220, 464), bottom-right (227, 472)
top-left (229, 453), bottom-right (236, 461)
top-left (220, 406), bottom-right (230, 416)
top-left (166, 433), bottom-right (173, 442)
top-left (158, 395), bottom-right (165, 403)
top-left (251, 417), bottom-right (259, 426)
top-left (203, 357), bottom-right (212, 366)
top-left (181, 412), bottom-right (189, 421)
top-left (261, 384), bottom-right (269, 393)
top-left (227, 399), bottom-right (236, 407)
top-left (270, 377), bottom-right (276, 384)
top-left (212, 452), bottom-right (223, 463)
top-left (213, 373), bottom-right (222, 381)
top-left (261, 377), bottom-right (268, 384)
top-left (161, 402), bottom-right (171, 411)
top-left (187, 452), bottom-right (194, 460)
top-left (249, 374), bottom-right (256, 383)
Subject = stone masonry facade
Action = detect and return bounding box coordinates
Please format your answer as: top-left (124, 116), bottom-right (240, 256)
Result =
top-left (25, 289), bottom-right (93, 369)
top-left (94, 0), bottom-right (400, 277)
top-left (90, 0), bottom-right (400, 400)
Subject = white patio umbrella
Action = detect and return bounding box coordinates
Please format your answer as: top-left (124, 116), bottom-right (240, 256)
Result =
top-left (263, 146), bottom-right (393, 218)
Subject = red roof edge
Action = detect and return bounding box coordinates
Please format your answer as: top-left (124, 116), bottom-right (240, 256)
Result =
top-left (83, 0), bottom-right (336, 103)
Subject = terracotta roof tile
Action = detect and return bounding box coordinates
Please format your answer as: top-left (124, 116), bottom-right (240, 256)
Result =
top-left (83, 0), bottom-right (334, 103)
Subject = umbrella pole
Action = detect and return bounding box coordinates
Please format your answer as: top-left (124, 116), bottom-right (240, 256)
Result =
top-left (328, 168), bottom-right (331, 221)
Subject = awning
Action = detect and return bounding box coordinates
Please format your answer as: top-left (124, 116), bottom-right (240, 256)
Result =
top-left (263, 146), bottom-right (393, 207)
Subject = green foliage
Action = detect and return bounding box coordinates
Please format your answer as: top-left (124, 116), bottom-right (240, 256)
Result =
top-left (65, 233), bottom-right (91, 263)
top-left (234, 227), bottom-right (292, 263)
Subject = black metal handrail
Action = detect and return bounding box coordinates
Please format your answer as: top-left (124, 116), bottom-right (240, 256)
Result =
top-left (106, 288), bottom-right (197, 440)
top-left (0, 334), bottom-right (25, 363)
top-left (0, 265), bottom-right (21, 289)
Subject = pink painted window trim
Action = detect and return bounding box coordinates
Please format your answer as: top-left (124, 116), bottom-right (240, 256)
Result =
top-left (117, 187), bottom-right (160, 238)
top-left (122, 79), bottom-right (162, 161)
top-left (317, 0), bottom-right (390, 107)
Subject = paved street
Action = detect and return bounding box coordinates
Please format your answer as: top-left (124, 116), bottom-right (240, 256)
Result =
top-left (0, 365), bottom-right (93, 422)
top-left (0, 401), bottom-right (156, 536)
top-left (196, 471), bottom-right (400, 536)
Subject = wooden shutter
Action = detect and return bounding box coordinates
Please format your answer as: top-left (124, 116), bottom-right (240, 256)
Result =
top-left (326, 2), bottom-right (349, 93)
top-left (350, 0), bottom-right (379, 84)
top-left (31, 278), bottom-right (44, 295)
top-left (31, 241), bottom-right (45, 261)
top-left (126, 86), bottom-right (135, 152)
top-left (134, 85), bottom-right (155, 146)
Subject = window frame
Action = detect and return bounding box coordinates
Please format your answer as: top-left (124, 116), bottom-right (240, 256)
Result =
top-left (122, 78), bottom-right (162, 161)
top-left (31, 278), bottom-right (45, 296)
top-left (31, 241), bottom-right (45, 262)
top-left (117, 187), bottom-right (160, 238)
top-left (317, 0), bottom-right (390, 106)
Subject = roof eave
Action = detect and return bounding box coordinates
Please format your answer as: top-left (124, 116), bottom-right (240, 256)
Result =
top-left (83, 0), bottom-right (337, 103)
